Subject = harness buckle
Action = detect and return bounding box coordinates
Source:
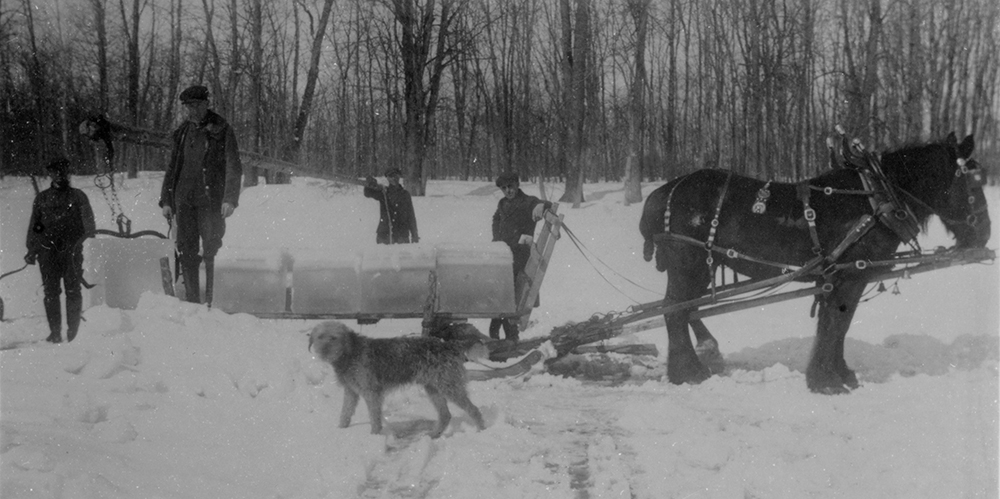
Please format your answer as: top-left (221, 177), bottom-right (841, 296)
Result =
top-left (803, 208), bottom-right (816, 222)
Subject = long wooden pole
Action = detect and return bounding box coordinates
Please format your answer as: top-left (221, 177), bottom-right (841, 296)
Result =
top-left (78, 116), bottom-right (366, 186)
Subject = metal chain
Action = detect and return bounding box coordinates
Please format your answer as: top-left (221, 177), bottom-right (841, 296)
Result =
top-left (93, 146), bottom-right (132, 235)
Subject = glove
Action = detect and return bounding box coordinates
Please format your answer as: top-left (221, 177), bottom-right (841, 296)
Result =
top-left (24, 252), bottom-right (36, 265)
top-left (532, 204), bottom-right (546, 221)
top-left (162, 205), bottom-right (173, 219)
top-left (412, 235), bottom-right (420, 243)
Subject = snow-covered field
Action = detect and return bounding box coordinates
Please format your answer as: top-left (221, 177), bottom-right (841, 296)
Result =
top-left (1, 172), bottom-right (997, 498)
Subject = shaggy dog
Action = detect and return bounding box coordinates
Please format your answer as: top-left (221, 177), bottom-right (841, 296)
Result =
top-left (308, 321), bottom-right (486, 438)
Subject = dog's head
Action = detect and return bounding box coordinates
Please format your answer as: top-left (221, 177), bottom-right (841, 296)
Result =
top-left (308, 321), bottom-right (358, 363)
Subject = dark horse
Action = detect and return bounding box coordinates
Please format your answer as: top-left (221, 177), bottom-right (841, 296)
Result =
top-left (639, 133), bottom-right (991, 394)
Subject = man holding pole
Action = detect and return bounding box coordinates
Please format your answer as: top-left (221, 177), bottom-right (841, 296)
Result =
top-left (159, 85), bottom-right (242, 305)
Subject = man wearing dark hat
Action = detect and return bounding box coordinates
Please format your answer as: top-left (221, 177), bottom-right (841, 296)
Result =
top-left (25, 158), bottom-right (96, 343)
top-left (159, 85), bottom-right (243, 304)
top-left (490, 171), bottom-right (551, 341)
top-left (364, 167), bottom-right (419, 244)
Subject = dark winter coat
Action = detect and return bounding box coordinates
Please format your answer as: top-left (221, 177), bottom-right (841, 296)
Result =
top-left (26, 182), bottom-right (96, 257)
top-left (364, 184), bottom-right (419, 244)
top-left (492, 189), bottom-right (551, 274)
top-left (159, 109), bottom-right (242, 213)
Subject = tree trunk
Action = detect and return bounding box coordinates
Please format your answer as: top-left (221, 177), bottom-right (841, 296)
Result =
top-left (120, 0), bottom-right (141, 177)
top-left (558, 0), bottom-right (588, 207)
top-left (390, 0), bottom-right (461, 196)
top-left (91, 0), bottom-right (109, 114)
top-left (622, 0), bottom-right (649, 206)
top-left (22, 0), bottom-right (46, 168)
top-left (839, 0), bottom-right (882, 141)
top-left (290, 0), bottom-right (335, 162)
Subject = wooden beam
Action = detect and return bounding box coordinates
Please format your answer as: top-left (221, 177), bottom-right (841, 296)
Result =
top-left (517, 204), bottom-right (563, 330)
top-left (79, 115), bottom-right (365, 185)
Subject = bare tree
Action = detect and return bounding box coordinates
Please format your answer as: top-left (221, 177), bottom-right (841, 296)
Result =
top-left (839, 0), bottom-right (882, 140)
top-left (558, 0), bottom-right (592, 206)
top-left (387, 0), bottom-right (463, 196)
top-left (290, 0), bottom-right (335, 163)
top-left (622, 0), bottom-right (649, 206)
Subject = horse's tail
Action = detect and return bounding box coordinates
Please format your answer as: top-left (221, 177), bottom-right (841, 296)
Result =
top-left (639, 177), bottom-right (684, 268)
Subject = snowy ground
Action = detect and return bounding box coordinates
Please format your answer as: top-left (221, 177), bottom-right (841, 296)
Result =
top-left (1, 173), bottom-right (997, 498)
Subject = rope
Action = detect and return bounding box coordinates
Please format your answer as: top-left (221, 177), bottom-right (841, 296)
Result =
top-left (560, 221), bottom-right (661, 302)
top-left (0, 263), bottom-right (29, 281)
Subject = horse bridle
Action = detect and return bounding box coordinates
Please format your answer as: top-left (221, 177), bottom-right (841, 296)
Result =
top-left (898, 157), bottom-right (989, 229)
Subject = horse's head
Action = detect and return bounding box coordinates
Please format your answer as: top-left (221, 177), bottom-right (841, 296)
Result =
top-left (886, 133), bottom-right (991, 249)
top-left (937, 134), bottom-right (991, 248)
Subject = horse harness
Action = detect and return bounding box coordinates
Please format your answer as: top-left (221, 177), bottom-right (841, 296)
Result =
top-left (655, 148), bottom-right (944, 295)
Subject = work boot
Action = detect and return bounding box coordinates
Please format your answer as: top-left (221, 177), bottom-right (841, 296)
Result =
top-left (66, 292), bottom-right (83, 342)
top-left (43, 295), bottom-right (62, 343)
top-left (502, 320), bottom-right (519, 343)
top-left (181, 260), bottom-right (201, 304)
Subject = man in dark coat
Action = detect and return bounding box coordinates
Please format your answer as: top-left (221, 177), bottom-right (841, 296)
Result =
top-left (364, 167), bottom-right (419, 244)
top-left (159, 85), bottom-right (242, 304)
top-left (489, 172), bottom-right (551, 341)
top-left (25, 158), bottom-right (96, 343)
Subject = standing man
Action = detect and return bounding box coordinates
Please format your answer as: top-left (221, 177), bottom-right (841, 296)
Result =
top-left (25, 158), bottom-right (96, 343)
top-left (364, 167), bottom-right (419, 244)
top-left (159, 85), bottom-right (242, 304)
top-left (490, 172), bottom-right (551, 342)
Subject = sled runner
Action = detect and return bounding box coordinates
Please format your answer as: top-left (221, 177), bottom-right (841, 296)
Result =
top-left (467, 350), bottom-right (545, 381)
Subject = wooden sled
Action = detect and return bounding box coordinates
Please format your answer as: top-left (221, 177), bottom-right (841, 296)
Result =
top-left (467, 350), bottom-right (545, 381)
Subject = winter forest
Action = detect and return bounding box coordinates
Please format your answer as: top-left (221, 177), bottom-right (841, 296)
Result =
top-left (2, 0), bottom-right (1000, 202)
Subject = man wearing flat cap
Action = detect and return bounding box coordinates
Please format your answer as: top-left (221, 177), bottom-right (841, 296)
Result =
top-left (159, 84), bottom-right (243, 304)
top-left (490, 171), bottom-right (551, 341)
top-left (364, 167), bottom-right (419, 244)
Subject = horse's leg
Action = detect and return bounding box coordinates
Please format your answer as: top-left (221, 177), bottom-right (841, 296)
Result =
top-left (663, 267), bottom-right (713, 385)
top-left (833, 331), bottom-right (859, 389)
top-left (691, 319), bottom-right (725, 375)
top-left (806, 279), bottom-right (866, 394)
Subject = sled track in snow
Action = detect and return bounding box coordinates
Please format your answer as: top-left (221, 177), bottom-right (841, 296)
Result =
top-left (354, 389), bottom-right (637, 498)
top-left (516, 394), bottom-right (636, 498)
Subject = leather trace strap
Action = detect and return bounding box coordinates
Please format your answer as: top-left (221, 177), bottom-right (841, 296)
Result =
top-left (796, 181), bottom-right (823, 257)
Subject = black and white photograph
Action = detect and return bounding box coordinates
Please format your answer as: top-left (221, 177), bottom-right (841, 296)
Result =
top-left (1, 0), bottom-right (997, 497)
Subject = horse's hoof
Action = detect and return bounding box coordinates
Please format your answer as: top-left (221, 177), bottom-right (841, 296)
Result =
top-left (841, 371), bottom-right (860, 390)
top-left (810, 384), bottom-right (850, 395)
top-left (695, 341), bottom-right (726, 375)
top-left (667, 368), bottom-right (711, 385)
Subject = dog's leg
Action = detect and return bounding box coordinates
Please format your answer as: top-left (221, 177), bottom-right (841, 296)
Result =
top-left (340, 388), bottom-right (360, 428)
top-left (443, 386), bottom-right (485, 431)
top-left (424, 385), bottom-right (452, 438)
top-left (363, 391), bottom-right (385, 434)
